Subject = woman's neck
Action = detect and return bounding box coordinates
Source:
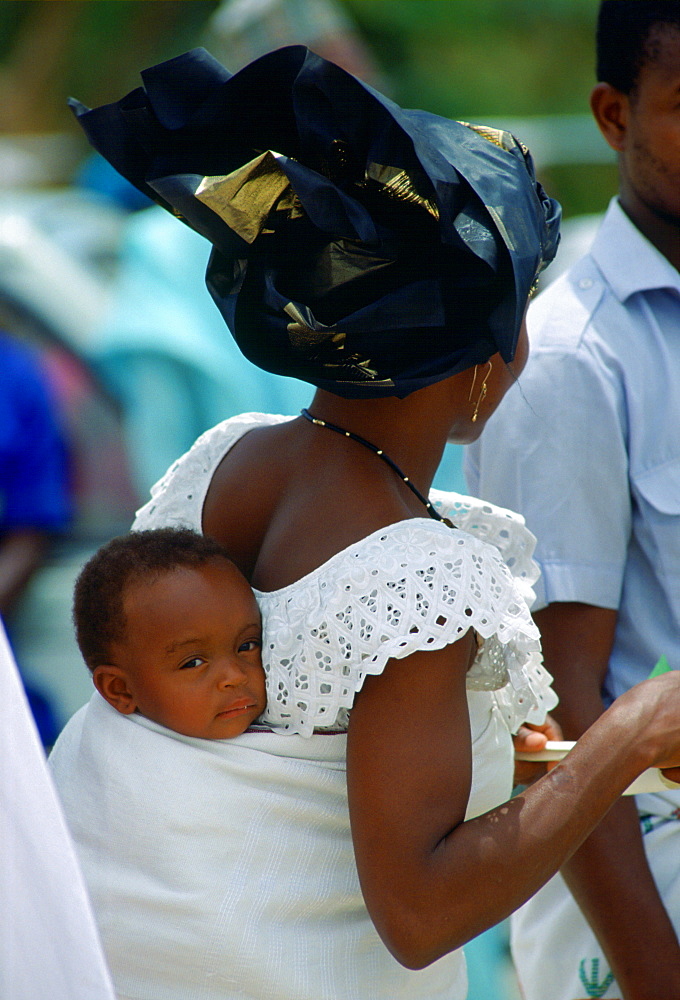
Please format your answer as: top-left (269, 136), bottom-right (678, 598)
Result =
top-left (204, 386), bottom-right (464, 592)
top-left (307, 387), bottom-right (453, 500)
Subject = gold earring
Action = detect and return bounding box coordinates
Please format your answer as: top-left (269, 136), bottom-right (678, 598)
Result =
top-left (468, 364), bottom-right (479, 403)
top-left (471, 361), bottom-right (492, 422)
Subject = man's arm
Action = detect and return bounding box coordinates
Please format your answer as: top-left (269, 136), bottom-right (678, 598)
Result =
top-left (535, 601), bottom-right (680, 999)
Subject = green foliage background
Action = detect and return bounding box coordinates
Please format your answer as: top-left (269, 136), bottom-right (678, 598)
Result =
top-left (343, 0), bottom-right (616, 217)
top-left (345, 0), bottom-right (597, 116)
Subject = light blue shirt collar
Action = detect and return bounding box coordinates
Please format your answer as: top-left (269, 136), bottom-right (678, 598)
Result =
top-left (590, 198), bottom-right (680, 302)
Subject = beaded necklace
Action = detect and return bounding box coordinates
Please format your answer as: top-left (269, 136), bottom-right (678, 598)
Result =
top-left (300, 408), bottom-right (454, 527)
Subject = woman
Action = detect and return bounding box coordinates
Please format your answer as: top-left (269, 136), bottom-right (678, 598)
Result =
top-left (51, 47), bottom-right (680, 1000)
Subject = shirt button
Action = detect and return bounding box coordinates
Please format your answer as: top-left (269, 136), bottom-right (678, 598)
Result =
top-left (578, 278), bottom-right (593, 289)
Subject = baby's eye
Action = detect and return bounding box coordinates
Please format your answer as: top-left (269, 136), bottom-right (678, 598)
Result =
top-left (238, 639), bottom-right (261, 653)
top-left (180, 656), bottom-right (205, 670)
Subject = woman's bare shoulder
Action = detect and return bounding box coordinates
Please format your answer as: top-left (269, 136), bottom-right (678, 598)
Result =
top-left (202, 417), bottom-right (421, 590)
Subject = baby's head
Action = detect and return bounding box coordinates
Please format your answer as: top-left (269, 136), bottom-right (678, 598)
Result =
top-left (73, 528), bottom-right (266, 739)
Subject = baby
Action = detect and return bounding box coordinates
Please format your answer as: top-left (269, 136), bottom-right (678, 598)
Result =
top-left (73, 527), bottom-right (267, 739)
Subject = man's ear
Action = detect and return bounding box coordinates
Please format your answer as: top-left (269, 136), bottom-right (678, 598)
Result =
top-left (92, 665), bottom-right (138, 715)
top-left (590, 82), bottom-right (629, 154)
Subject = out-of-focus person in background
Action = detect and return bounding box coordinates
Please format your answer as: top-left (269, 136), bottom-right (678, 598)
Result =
top-left (206, 0), bottom-right (378, 82)
top-left (0, 329), bottom-right (72, 744)
top-left (466, 3), bottom-right (680, 998)
top-left (85, 200), bottom-right (311, 496)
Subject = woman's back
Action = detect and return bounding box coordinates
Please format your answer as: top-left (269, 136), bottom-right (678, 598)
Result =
top-left (201, 398), bottom-right (446, 593)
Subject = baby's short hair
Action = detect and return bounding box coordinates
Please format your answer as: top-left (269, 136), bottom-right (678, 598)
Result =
top-left (73, 527), bottom-right (236, 671)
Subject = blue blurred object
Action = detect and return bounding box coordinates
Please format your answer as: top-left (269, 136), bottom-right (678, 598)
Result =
top-left (0, 332), bottom-right (73, 744)
top-left (22, 683), bottom-right (60, 747)
top-left (75, 153), bottom-right (153, 213)
top-left (465, 922), bottom-right (518, 1000)
top-left (0, 332), bottom-right (72, 532)
top-left (434, 439), bottom-right (466, 495)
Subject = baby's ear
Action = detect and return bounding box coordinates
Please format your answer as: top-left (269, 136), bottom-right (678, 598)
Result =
top-left (93, 666), bottom-right (137, 715)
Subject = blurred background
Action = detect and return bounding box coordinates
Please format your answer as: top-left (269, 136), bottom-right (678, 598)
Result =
top-left (1, 3), bottom-right (613, 994)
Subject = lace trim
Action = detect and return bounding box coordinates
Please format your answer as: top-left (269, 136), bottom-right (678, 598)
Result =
top-left (257, 519), bottom-right (556, 737)
top-left (431, 489), bottom-right (540, 608)
top-left (429, 490), bottom-right (557, 729)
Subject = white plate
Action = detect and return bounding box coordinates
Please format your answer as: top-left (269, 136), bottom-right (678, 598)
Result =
top-left (515, 741), bottom-right (680, 796)
top-left (515, 740), bottom-right (573, 762)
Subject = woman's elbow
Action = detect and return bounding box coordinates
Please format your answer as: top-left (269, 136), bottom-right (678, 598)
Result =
top-left (373, 907), bottom-right (463, 971)
top-left (391, 944), bottom-right (436, 972)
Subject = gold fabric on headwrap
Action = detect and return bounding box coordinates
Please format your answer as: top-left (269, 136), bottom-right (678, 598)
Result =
top-left (283, 302), bottom-right (393, 386)
top-left (301, 240), bottom-right (394, 300)
top-left (284, 302), bottom-right (345, 354)
top-left (195, 151), bottom-right (304, 243)
top-left (459, 122), bottom-right (530, 159)
top-left (364, 163), bottom-right (440, 220)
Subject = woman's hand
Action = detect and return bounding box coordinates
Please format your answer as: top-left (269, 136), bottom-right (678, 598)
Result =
top-left (512, 715), bottom-right (563, 787)
top-left (618, 673), bottom-right (680, 774)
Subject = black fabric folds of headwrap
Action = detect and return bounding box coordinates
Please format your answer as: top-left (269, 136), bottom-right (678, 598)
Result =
top-left (70, 46), bottom-right (560, 398)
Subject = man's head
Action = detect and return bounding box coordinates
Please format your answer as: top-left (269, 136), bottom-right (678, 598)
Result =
top-left (74, 528), bottom-right (266, 739)
top-left (596, 0), bottom-right (680, 94)
top-left (591, 1), bottom-right (680, 254)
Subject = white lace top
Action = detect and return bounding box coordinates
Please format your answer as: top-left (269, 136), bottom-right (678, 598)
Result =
top-left (133, 413), bottom-right (557, 737)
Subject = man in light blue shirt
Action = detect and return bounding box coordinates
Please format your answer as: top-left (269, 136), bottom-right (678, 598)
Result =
top-left (471, 200), bottom-right (680, 705)
top-left (466, 3), bottom-right (680, 998)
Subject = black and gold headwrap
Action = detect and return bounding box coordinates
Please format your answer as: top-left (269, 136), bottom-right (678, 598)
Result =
top-left (70, 46), bottom-right (560, 398)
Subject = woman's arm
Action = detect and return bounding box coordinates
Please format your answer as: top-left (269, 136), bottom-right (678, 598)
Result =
top-left (346, 631), bottom-right (680, 971)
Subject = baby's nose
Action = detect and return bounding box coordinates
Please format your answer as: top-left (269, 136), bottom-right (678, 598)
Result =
top-left (217, 660), bottom-right (247, 687)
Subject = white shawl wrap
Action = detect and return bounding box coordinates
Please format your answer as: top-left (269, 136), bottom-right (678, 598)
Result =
top-left (49, 688), bottom-right (512, 1000)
